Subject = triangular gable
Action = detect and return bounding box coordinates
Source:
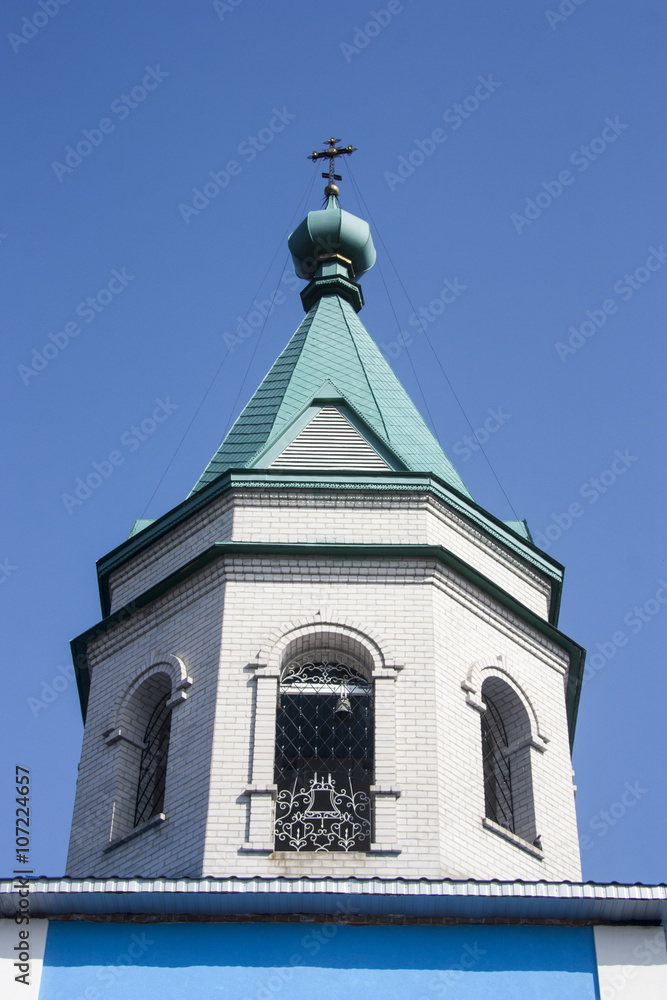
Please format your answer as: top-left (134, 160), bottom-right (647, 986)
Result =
top-left (267, 406), bottom-right (392, 471)
top-left (249, 383), bottom-right (407, 471)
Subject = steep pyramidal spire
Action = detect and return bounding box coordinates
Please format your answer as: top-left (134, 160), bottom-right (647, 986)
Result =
top-left (191, 148), bottom-right (471, 499)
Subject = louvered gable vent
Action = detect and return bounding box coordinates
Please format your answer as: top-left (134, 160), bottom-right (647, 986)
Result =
top-left (269, 406), bottom-right (390, 470)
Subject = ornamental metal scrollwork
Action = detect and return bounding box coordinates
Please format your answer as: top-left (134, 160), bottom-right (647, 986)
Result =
top-left (275, 773), bottom-right (370, 852)
top-left (274, 658), bottom-right (373, 852)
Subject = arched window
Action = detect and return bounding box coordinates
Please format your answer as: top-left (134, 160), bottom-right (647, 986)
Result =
top-left (274, 654), bottom-right (374, 851)
top-left (104, 667), bottom-right (183, 846)
top-left (481, 677), bottom-right (536, 844)
top-left (481, 694), bottom-right (514, 830)
top-left (134, 693), bottom-right (171, 827)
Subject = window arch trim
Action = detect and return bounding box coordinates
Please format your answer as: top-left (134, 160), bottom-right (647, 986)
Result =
top-left (104, 653), bottom-right (193, 746)
top-left (243, 617), bottom-right (402, 854)
top-left (479, 673), bottom-right (540, 851)
top-left (102, 653), bottom-right (193, 848)
top-left (258, 615), bottom-right (401, 677)
top-left (462, 659), bottom-right (548, 752)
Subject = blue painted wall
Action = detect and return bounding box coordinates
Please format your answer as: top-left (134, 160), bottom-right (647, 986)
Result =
top-left (39, 921), bottom-right (600, 999)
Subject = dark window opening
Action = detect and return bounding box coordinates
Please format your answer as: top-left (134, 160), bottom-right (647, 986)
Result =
top-left (481, 694), bottom-right (514, 832)
top-left (274, 659), bottom-right (373, 852)
top-left (134, 695), bottom-right (171, 827)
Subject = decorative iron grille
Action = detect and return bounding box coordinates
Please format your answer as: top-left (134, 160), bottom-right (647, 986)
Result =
top-left (481, 694), bottom-right (514, 831)
top-left (134, 695), bottom-right (171, 827)
top-left (274, 659), bottom-right (373, 851)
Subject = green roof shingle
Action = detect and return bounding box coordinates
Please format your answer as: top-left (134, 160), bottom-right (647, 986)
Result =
top-left (190, 293), bottom-right (471, 498)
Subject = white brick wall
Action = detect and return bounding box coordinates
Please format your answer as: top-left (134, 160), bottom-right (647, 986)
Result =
top-left (108, 489), bottom-right (553, 619)
top-left (66, 565), bottom-right (226, 877)
top-left (68, 539), bottom-right (581, 881)
top-left (108, 493), bottom-right (234, 611)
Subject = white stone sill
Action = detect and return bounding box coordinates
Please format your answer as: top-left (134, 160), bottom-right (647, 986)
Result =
top-left (103, 813), bottom-right (166, 853)
top-left (482, 817), bottom-right (544, 860)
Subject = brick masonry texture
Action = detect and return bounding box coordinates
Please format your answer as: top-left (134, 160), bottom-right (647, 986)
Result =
top-left (67, 485), bottom-right (581, 881)
top-left (108, 489), bottom-right (553, 619)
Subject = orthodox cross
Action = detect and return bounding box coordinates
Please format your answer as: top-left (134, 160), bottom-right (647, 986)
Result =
top-left (307, 137), bottom-right (356, 195)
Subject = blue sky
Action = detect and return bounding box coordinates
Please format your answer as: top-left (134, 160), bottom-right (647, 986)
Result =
top-left (2, 0), bottom-right (665, 882)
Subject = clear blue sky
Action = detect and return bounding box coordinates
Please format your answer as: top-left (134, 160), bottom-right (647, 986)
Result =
top-left (2, 0), bottom-right (665, 882)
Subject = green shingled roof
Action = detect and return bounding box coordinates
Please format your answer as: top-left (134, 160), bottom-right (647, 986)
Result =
top-left (191, 292), bottom-right (471, 498)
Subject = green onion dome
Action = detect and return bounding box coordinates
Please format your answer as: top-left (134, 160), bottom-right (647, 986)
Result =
top-left (288, 194), bottom-right (376, 281)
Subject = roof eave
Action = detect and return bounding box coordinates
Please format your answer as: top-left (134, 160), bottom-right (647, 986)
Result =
top-left (95, 469), bottom-right (565, 620)
top-left (1, 876), bottom-right (664, 923)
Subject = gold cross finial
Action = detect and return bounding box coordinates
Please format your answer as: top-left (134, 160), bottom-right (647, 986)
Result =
top-left (307, 137), bottom-right (357, 197)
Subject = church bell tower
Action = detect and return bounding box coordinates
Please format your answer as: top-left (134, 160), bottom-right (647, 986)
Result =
top-left (66, 141), bottom-right (584, 883)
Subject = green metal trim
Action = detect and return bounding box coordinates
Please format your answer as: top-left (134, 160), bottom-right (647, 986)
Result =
top-left (71, 646), bottom-right (90, 727)
top-left (300, 277), bottom-right (364, 313)
top-left (78, 541), bottom-right (584, 746)
top-left (74, 546), bottom-right (222, 722)
top-left (96, 469), bottom-right (564, 621)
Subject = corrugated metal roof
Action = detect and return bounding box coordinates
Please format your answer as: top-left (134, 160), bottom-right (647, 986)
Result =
top-left (190, 295), bottom-right (471, 497)
top-left (2, 877), bottom-right (664, 922)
